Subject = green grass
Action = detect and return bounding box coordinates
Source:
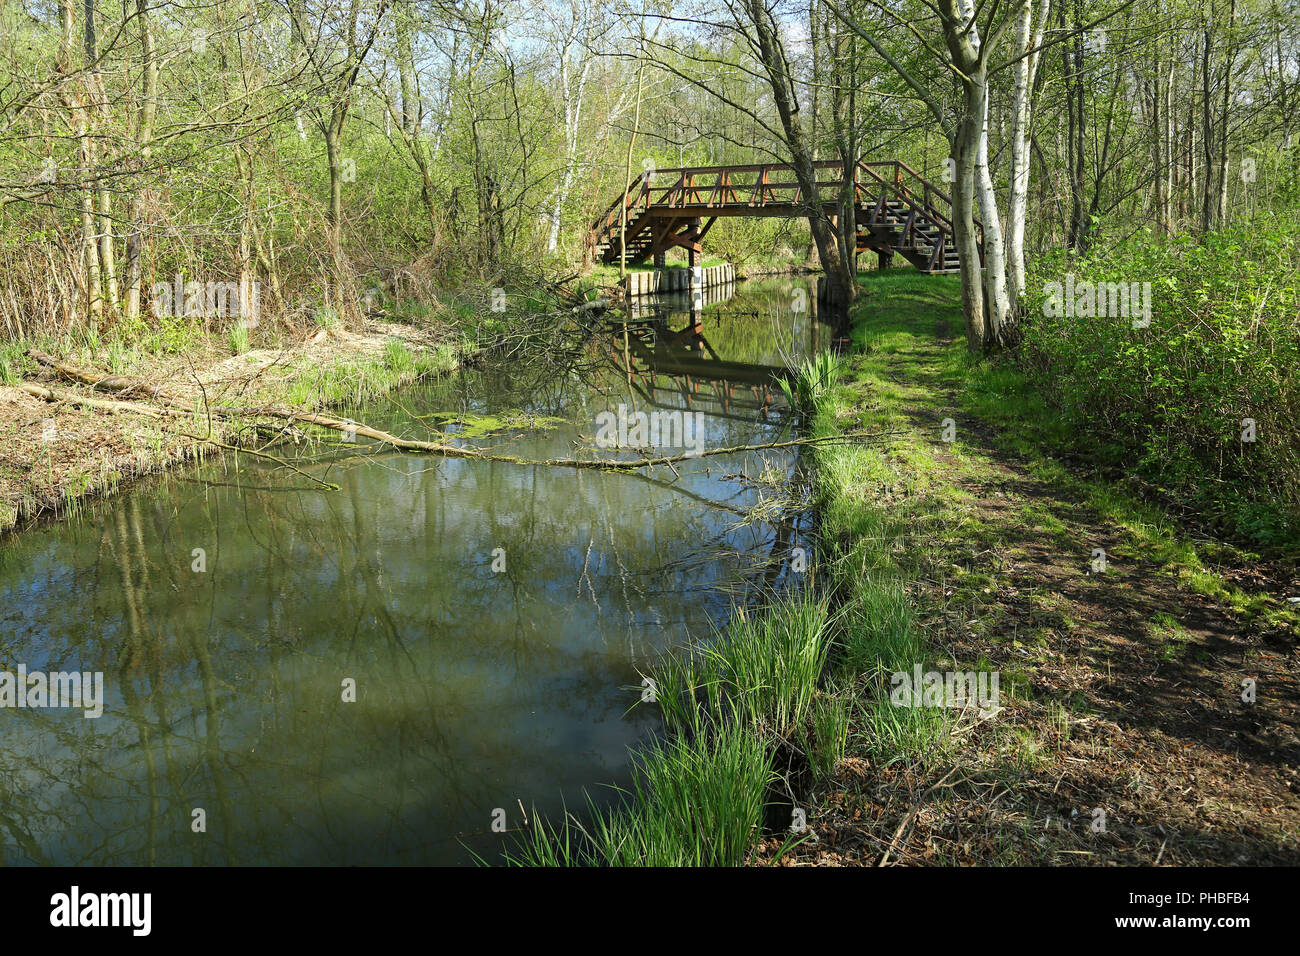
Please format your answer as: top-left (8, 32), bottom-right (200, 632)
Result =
top-left (0, 343), bottom-right (24, 385)
top-left (227, 322), bottom-right (251, 355)
top-left (852, 270), bottom-right (1300, 629)
top-left (510, 273), bottom-right (965, 866)
top-left (509, 584), bottom-right (837, 865)
top-left (314, 306), bottom-right (342, 331)
top-left (383, 337), bottom-right (416, 375)
top-left (283, 341), bottom-right (458, 410)
top-left (698, 596), bottom-right (834, 736)
top-left (505, 721), bottom-right (773, 867)
top-left (777, 351), bottom-right (842, 416)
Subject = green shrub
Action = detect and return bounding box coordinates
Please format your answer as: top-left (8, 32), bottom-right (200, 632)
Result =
top-left (1019, 226), bottom-right (1300, 547)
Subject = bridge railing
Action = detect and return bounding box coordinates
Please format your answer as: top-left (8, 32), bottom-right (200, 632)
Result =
top-left (855, 160), bottom-right (983, 247)
top-left (588, 158), bottom-right (983, 261)
top-left (648, 162), bottom-right (847, 210)
top-left (588, 172), bottom-right (653, 253)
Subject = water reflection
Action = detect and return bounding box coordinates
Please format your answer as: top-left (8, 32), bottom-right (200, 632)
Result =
top-left (0, 278), bottom-right (835, 865)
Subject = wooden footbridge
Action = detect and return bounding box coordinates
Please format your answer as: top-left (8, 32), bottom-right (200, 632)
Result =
top-left (588, 160), bottom-right (979, 275)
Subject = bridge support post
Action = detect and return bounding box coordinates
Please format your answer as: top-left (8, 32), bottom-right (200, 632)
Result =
top-left (877, 249), bottom-right (894, 271)
top-left (653, 251), bottom-right (665, 268)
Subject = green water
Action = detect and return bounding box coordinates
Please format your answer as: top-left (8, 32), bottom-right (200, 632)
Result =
top-left (0, 278), bottom-right (834, 865)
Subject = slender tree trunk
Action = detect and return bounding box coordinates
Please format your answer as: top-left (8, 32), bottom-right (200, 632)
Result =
top-left (236, 147), bottom-right (256, 330)
top-left (548, 43), bottom-right (590, 254)
top-left (1064, 0), bottom-right (1088, 252)
top-left (324, 117), bottom-right (347, 301)
top-left (125, 0), bottom-right (157, 322)
top-left (1170, 74), bottom-right (1182, 226)
top-left (1202, 11), bottom-right (1216, 231)
top-left (976, 85), bottom-right (1011, 339)
top-left (619, 45), bottom-right (644, 279)
top-left (743, 0), bottom-right (854, 303)
top-left (395, 0), bottom-right (417, 134)
top-left (1216, 0), bottom-right (1236, 224)
top-left (1007, 0), bottom-right (1049, 303)
top-left (952, 93), bottom-right (987, 351)
top-left (58, 2), bottom-right (103, 324)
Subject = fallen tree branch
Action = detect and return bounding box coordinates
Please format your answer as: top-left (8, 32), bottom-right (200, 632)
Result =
top-left (19, 382), bottom-right (178, 417)
top-left (27, 350), bottom-right (180, 402)
top-left (22, 372), bottom-right (897, 472)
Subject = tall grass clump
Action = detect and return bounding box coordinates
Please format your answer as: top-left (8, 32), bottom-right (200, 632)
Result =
top-left (779, 351), bottom-right (841, 415)
top-left (0, 343), bottom-right (24, 385)
top-left (802, 691), bottom-right (851, 779)
top-left (227, 321), bottom-right (250, 355)
top-left (383, 337), bottom-right (416, 375)
top-left (699, 595), bottom-right (833, 736)
top-left (413, 342), bottom-right (459, 377)
top-left (505, 721), bottom-right (772, 867)
top-left (588, 724), bottom-right (773, 866)
top-left (314, 306), bottom-right (342, 331)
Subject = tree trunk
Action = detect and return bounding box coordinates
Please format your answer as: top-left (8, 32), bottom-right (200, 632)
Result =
top-left (1064, 0), bottom-right (1088, 252)
top-left (975, 83), bottom-right (1011, 340)
top-left (952, 87), bottom-right (987, 351)
top-left (395, 0), bottom-right (417, 134)
top-left (1007, 0), bottom-right (1039, 301)
top-left (743, 0), bottom-right (854, 304)
top-left (123, 0), bottom-right (156, 322)
top-left (1201, 12), bottom-right (1216, 231)
top-left (548, 43), bottom-right (590, 254)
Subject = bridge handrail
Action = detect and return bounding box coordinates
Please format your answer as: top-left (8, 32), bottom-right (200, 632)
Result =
top-left (637, 159), bottom-right (844, 177)
top-left (855, 160), bottom-right (983, 243)
top-left (589, 171), bottom-right (651, 240)
top-left (588, 158), bottom-right (983, 260)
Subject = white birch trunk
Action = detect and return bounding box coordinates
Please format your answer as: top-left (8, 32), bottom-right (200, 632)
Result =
top-left (547, 48), bottom-right (590, 254)
top-left (1007, 0), bottom-right (1049, 303)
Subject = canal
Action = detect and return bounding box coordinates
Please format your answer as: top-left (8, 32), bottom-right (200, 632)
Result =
top-left (0, 276), bottom-right (837, 865)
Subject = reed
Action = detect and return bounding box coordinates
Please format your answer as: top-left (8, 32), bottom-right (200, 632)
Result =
top-left (506, 721), bottom-right (772, 867)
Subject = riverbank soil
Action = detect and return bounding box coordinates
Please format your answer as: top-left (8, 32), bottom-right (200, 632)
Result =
top-left (761, 272), bottom-right (1299, 865)
top-left (0, 319), bottom-right (456, 535)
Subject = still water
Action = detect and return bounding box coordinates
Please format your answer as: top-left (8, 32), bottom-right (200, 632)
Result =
top-left (0, 277), bottom-right (836, 865)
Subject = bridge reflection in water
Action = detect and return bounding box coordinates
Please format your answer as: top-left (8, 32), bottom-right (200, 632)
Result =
top-left (609, 274), bottom-right (847, 425)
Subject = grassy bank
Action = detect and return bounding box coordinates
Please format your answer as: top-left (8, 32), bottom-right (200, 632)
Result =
top-left (776, 271), bottom-right (1299, 865)
top-left (509, 269), bottom-right (1300, 866)
top-left (0, 276), bottom-right (600, 535)
top-left (0, 316), bottom-right (465, 536)
top-left (503, 290), bottom-right (947, 866)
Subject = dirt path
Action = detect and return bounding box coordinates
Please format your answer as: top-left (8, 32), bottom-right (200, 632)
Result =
top-left (775, 284), bottom-right (1299, 866)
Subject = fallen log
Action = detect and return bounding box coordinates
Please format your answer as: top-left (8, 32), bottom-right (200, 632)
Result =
top-left (19, 382), bottom-right (180, 418)
top-left (27, 350), bottom-right (179, 402)
top-left (22, 358), bottom-right (896, 472)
